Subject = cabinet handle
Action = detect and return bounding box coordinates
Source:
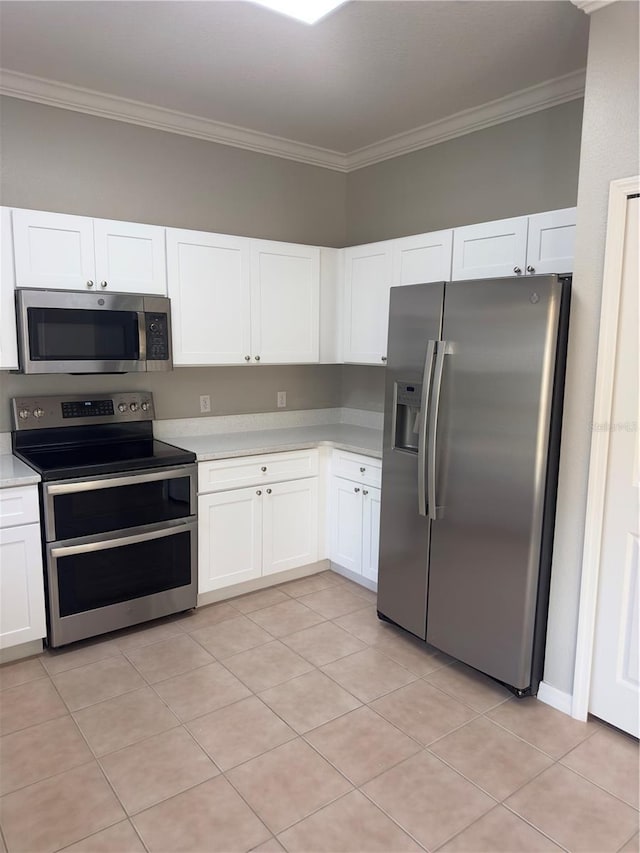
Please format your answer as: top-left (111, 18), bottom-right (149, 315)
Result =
top-left (363, 489), bottom-right (369, 496)
top-left (360, 467), bottom-right (366, 473)
top-left (266, 488), bottom-right (272, 494)
top-left (527, 265), bottom-right (536, 273)
top-left (354, 487), bottom-right (360, 493)
top-left (381, 356), bottom-right (387, 362)
top-left (255, 355), bottom-right (261, 362)
top-left (513, 266), bottom-right (522, 274)
top-left (261, 466), bottom-right (267, 472)
top-left (100, 280), bottom-right (108, 288)
top-left (256, 490), bottom-right (262, 496)
top-left (86, 280), bottom-right (94, 288)
top-left (245, 355), bottom-right (251, 361)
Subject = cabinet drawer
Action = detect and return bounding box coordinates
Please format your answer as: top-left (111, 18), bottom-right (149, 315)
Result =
top-left (332, 451), bottom-right (381, 487)
top-left (199, 450), bottom-right (319, 493)
top-left (0, 485), bottom-right (39, 529)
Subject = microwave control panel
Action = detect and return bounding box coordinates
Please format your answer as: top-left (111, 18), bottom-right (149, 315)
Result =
top-left (145, 313), bottom-right (170, 361)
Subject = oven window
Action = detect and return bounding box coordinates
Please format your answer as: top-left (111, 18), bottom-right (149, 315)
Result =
top-left (28, 307), bottom-right (140, 361)
top-left (52, 475), bottom-right (192, 540)
top-left (56, 530), bottom-right (191, 617)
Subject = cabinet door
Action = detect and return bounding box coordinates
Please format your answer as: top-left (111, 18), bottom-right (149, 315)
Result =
top-left (393, 230), bottom-right (453, 287)
top-left (329, 476), bottom-right (364, 575)
top-left (250, 241), bottom-right (320, 364)
top-left (0, 522), bottom-right (46, 649)
top-left (0, 208), bottom-right (19, 370)
top-left (12, 209), bottom-right (95, 290)
top-left (343, 242), bottom-right (393, 365)
top-left (262, 478), bottom-right (318, 575)
top-left (362, 486), bottom-right (381, 584)
top-left (452, 216), bottom-right (528, 281)
top-left (526, 208), bottom-right (576, 275)
top-left (93, 219), bottom-right (166, 295)
top-left (167, 229), bottom-right (251, 365)
top-left (198, 487), bottom-right (262, 592)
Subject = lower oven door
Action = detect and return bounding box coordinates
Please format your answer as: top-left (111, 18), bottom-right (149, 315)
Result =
top-left (46, 518), bottom-right (197, 647)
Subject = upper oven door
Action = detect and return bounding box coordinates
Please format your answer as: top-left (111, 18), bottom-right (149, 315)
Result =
top-left (43, 464), bottom-right (197, 543)
top-left (16, 288), bottom-right (146, 374)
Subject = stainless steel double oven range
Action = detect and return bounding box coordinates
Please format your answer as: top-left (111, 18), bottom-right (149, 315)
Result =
top-left (12, 393), bottom-right (197, 647)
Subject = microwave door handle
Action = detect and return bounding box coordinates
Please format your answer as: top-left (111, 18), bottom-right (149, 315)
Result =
top-left (417, 340), bottom-right (437, 517)
top-left (138, 311), bottom-right (147, 362)
top-left (427, 341), bottom-right (448, 521)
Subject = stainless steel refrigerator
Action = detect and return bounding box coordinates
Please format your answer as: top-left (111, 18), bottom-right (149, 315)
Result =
top-left (377, 275), bottom-right (571, 696)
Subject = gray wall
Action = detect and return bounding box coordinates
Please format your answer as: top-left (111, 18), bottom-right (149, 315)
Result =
top-left (544, 2), bottom-right (639, 695)
top-left (0, 96), bottom-right (347, 247)
top-left (345, 99), bottom-right (584, 245)
top-left (340, 365), bottom-right (386, 412)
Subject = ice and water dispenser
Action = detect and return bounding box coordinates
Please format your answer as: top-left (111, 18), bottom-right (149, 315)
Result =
top-left (392, 381), bottom-right (423, 453)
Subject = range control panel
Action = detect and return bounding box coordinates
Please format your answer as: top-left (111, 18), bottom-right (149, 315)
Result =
top-left (12, 392), bottom-right (155, 430)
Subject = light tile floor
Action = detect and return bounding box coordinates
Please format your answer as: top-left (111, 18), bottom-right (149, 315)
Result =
top-left (0, 570), bottom-right (638, 853)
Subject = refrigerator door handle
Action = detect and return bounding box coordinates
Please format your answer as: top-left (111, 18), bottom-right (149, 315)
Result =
top-left (427, 341), bottom-right (448, 521)
top-left (417, 339), bottom-right (437, 517)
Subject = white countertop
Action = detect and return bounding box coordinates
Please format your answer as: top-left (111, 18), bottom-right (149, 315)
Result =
top-left (162, 423), bottom-right (383, 461)
top-left (0, 454), bottom-right (41, 488)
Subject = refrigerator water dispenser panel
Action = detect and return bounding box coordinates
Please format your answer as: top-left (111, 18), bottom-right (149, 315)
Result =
top-left (393, 381), bottom-right (422, 453)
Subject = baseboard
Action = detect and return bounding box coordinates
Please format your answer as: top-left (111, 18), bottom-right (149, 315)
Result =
top-left (329, 561), bottom-right (378, 593)
top-left (0, 639), bottom-right (44, 664)
top-left (197, 559), bottom-right (330, 607)
top-left (537, 680), bottom-right (573, 716)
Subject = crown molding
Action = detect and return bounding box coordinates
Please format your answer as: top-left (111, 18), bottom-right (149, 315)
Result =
top-left (0, 67), bottom-right (586, 174)
top-left (0, 69), bottom-right (347, 172)
top-left (345, 69), bottom-right (586, 171)
top-left (570, 0), bottom-right (618, 14)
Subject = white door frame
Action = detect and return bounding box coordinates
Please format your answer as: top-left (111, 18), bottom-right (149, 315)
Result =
top-left (572, 175), bottom-right (640, 721)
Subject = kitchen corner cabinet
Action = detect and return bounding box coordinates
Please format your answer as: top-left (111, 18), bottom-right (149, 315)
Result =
top-left (329, 451), bottom-right (382, 583)
top-left (0, 485), bottom-right (46, 650)
top-left (0, 208), bottom-right (19, 369)
top-left (11, 208), bottom-right (166, 295)
top-left (198, 450), bottom-right (319, 592)
top-left (343, 242), bottom-right (393, 365)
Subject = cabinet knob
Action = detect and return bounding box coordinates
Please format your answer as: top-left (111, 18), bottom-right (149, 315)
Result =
top-left (254, 355), bottom-right (261, 362)
top-left (100, 280), bottom-right (108, 288)
top-left (527, 265), bottom-right (536, 273)
top-left (513, 266), bottom-right (522, 274)
top-left (266, 488), bottom-right (272, 494)
top-left (86, 280), bottom-right (94, 288)
top-left (261, 466), bottom-right (267, 472)
top-left (245, 355), bottom-right (251, 361)
top-left (363, 489), bottom-right (369, 496)
top-left (360, 467), bottom-right (366, 473)
top-left (381, 356), bottom-right (387, 362)
top-left (256, 490), bottom-right (262, 496)
top-left (354, 487), bottom-right (360, 493)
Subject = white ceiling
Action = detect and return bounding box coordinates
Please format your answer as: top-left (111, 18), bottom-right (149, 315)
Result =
top-left (0, 1), bottom-right (589, 160)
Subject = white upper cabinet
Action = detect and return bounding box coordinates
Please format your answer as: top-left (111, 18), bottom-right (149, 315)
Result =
top-left (250, 240), bottom-right (320, 364)
top-left (12, 209), bottom-right (166, 294)
top-left (452, 216), bottom-right (529, 281)
top-left (0, 208), bottom-right (19, 370)
top-left (343, 241), bottom-right (393, 365)
top-left (13, 209), bottom-right (95, 290)
top-left (525, 208), bottom-right (576, 275)
top-left (393, 229), bottom-right (453, 287)
top-left (167, 228), bottom-right (251, 365)
top-left (93, 219), bottom-right (166, 294)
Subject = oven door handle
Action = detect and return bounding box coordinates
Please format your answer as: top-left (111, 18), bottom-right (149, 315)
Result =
top-left (46, 465), bottom-right (195, 495)
top-left (50, 520), bottom-right (193, 557)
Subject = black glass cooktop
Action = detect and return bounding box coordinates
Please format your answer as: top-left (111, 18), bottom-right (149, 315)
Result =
top-left (12, 422), bottom-right (195, 481)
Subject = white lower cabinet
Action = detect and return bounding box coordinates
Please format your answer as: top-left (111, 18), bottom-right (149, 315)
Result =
top-left (330, 477), bottom-right (364, 574)
top-left (262, 478), bottom-right (318, 575)
top-left (0, 485), bottom-right (46, 650)
top-left (362, 486), bottom-right (381, 583)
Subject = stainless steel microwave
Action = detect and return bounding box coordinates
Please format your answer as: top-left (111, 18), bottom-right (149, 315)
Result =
top-left (15, 289), bottom-right (173, 374)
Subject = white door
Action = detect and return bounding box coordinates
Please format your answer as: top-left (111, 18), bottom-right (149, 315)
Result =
top-left (330, 476), bottom-right (364, 575)
top-left (589, 196), bottom-right (639, 736)
top-left (0, 523), bottom-right (46, 649)
top-left (362, 486), bottom-right (381, 584)
top-left (0, 207), bottom-right (19, 370)
top-left (262, 478), bottom-right (318, 575)
top-left (392, 230), bottom-right (453, 287)
top-left (451, 216), bottom-right (528, 281)
top-left (93, 219), bottom-right (166, 295)
top-left (12, 209), bottom-right (95, 290)
top-left (198, 487), bottom-right (262, 592)
top-left (250, 240), bottom-right (319, 364)
top-left (167, 229), bottom-right (251, 365)
top-left (526, 208), bottom-right (576, 275)
top-left (343, 242), bottom-right (393, 365)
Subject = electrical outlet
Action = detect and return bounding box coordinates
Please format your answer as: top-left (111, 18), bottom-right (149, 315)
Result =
top-left (200, 394), bottom-right (211, 414)
top-left (277, 391), bottom-right (287, 408)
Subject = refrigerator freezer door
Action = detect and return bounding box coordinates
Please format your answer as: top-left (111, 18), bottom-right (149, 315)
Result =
top-left (426, 276), bottom-right (564, 689)
top-left (378, 282), bottom-right (444, 640)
